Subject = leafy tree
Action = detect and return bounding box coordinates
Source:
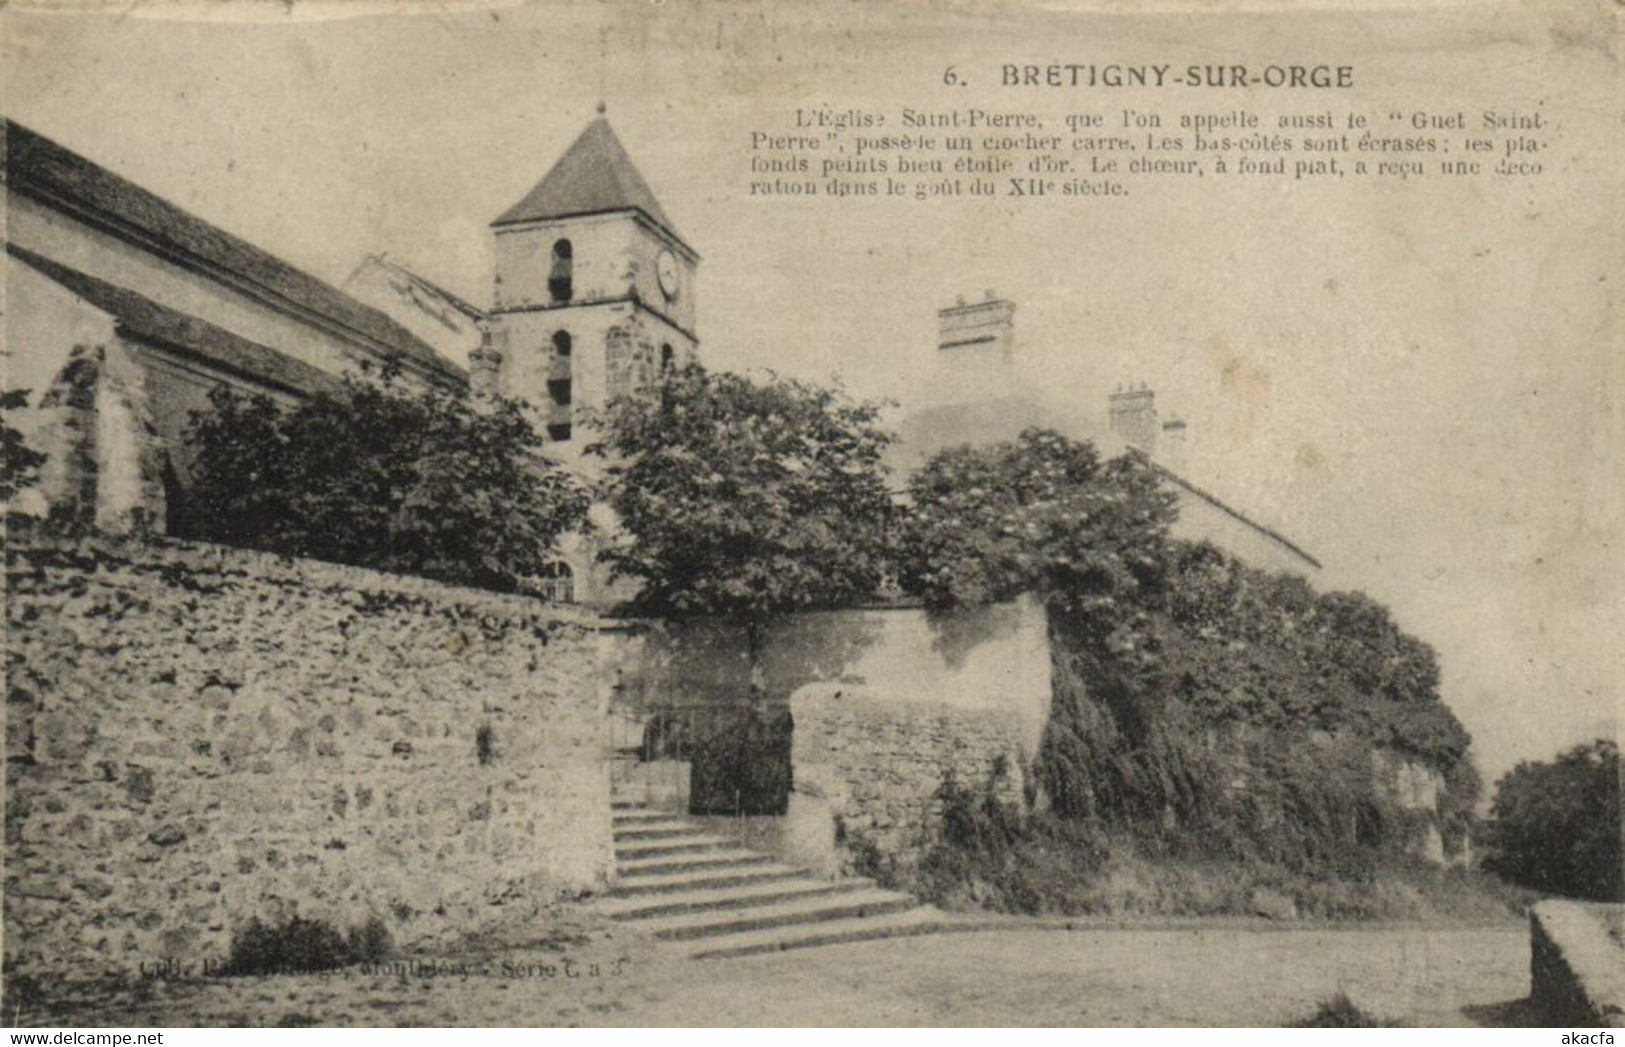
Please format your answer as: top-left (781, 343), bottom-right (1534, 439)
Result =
top-left (1, 390), bottom-right (47, 502)
top-left (1310, 590), bottom-right (1442, 705)
top-left (591, 363), bottom-right (896, 815)
top-left (590, 362), bottom-right (897, 622)
top-left (898, 428), bottom-right (1178, 615)
top-left (183, 368), bottom-right (588, 592)
top-left (1482, 739), bottom-right (1621, 900)
top-left (898, 430), bottom-right (1187, 823)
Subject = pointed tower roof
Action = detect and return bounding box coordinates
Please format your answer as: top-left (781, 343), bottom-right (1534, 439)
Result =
top-left (493, 114), bottom-right (689, 251)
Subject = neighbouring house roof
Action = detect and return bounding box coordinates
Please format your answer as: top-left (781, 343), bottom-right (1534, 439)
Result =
top-left (891, 402), bottom-right (1321, 573)
top-left (10, 244), bottom-right (345, 399)
top-left (889, 394), bottom-right (1073, 477)
top-left (3, 119), bottom-right (465, 385)
top-left (492, 116), bottom-right (691, 251)
top-left (1136, 451), bottom-right (1323, 571)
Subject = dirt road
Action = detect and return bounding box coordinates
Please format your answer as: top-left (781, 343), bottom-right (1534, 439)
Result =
top-left (15, 922), bottom-right (1530, 1027)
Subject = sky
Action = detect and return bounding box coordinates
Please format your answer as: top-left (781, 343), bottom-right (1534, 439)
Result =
top-left (3, 0), bottom-right (1619, 782)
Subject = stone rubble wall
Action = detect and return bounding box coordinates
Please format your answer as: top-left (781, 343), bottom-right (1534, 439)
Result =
top-left (790, 685), bottom-right (1029, 879)
top-left (4, 529), bottom-right (618, 980)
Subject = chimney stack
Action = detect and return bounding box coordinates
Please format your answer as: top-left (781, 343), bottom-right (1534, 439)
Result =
top-left (1108, 383), bottom-right (1158, 455)
top-left (937, 294), bottom-right (1015, 364)
top-left (926, 293), bottom-right (1018, 405)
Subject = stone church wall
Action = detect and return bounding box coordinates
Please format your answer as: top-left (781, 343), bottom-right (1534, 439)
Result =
top-left (5, 262), bottom-right (168, 534)
top-left (4, 529), bottom-right (618, 981)
top-left (9, 196), bottom-right (380, 387)
top-left (492, 213), bottom-right (636, 314)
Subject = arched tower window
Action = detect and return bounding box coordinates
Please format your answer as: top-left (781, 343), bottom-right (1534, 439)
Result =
top-left (549, 239), bottom-right (573, 303)
top-left (538, 560), bottom-right (575, 604)
top-left (660, 343), bottom-right (675, 374)
top-left (547, 331), bottom-right (573, 442)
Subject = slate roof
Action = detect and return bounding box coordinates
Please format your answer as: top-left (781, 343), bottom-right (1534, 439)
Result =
top-left (1136, 451), bottom-right (1323, 570)
top-left (492, 117), bottom-right (690, 250)
top-left (3, 119), bottom-right (464, 384)
top-left (890, 394), bottom-right (1072, 478)
top-left (892, 400), bottom-right (1321, 572)
top-left (10, 244), bottom-right (346, 399)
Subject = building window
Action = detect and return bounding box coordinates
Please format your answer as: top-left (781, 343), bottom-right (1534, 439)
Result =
top-left (538, 560), bottom-right (575, 604)
top-left (547, 378), bottom-right (572, 406)
top-left (660, 343), bottom-right (675, 374)
top-left (552, 330), bottom-right (572, 357)
top-left (549, 240), bottom-right (573, 303)
top-left (547, 423), bottom-right (573, 443)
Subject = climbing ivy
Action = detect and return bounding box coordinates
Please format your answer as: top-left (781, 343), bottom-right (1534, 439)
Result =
top-left (897, 428), bottom-right (1480, 859)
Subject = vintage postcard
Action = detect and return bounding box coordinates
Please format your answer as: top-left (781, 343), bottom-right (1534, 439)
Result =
top-left (1, 0), bottom-right (1620, 1030)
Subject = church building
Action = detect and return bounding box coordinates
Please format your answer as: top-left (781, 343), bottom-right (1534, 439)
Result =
top-left (3, 110), bottom-right (699, 606)
top-left (3, 119), bottom-right (465, 536)
top-left (6, 107), bottom-right (1311, 603)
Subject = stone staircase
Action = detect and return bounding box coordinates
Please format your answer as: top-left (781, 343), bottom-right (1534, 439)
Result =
top-left (602, 799), bottom-right (949, 959)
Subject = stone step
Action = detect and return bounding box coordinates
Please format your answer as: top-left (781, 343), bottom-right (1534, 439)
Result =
top-left (611, 863), bottom-right (808, 895)
top-left (685, 907), bottom-right (949, 960)
top-left (611, 809), bottom-right (686, 826)
top-left (616, 849), bottom-right (778, 878)
top-left (614, 834), bottom-right (737, 859)
top-left (639, 888), bottom-right (919, 941)
top-left (613, 823), bottom-right (710, 842)
top-left (600, 877), bottom-right (877, 921)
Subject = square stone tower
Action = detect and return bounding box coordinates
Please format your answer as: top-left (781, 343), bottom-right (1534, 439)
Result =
top-left (476, 108), bottom-right (699, 467)
top-left (474, 109), bottom-right (700, 606)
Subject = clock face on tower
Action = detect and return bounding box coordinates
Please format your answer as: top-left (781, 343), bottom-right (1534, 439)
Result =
top-left (656, 249), bottom-right (680, 301)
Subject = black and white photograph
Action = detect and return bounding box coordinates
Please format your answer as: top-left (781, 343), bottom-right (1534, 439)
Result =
top-left (1, 0), bottom-right (1620, 1030)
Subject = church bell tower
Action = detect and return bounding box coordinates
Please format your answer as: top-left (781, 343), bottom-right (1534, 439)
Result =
top-left (478, 107), bottom-right (699, 462)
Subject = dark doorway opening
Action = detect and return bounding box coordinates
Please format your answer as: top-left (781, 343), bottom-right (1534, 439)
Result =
top-left (639, 704), bottom-right (793, 816)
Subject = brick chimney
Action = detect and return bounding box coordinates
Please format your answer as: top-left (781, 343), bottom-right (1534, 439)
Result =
top-left (938, 293), bottom-right (1015, 366)
top-left (1108, 383), bottom-right (1158, 454)
top-left (927, 292), bottom-right (1018, 405)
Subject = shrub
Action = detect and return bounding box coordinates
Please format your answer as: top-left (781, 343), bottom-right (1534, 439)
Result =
top-left (1288, 993), bottom-right (1394, 1027)
top-left (346, 916), bottom-right (393, 965)
top-left (184, 366), bottom-right (588, 592)
top-left (916, 764), bottom-right (1111, 914)
top-left (1482, 739), bottom-right (1621, 901)
top-left (222, 915), bottom-right (392, 976)
top-left (834, 820), bottom-right (893, 883)
top-left (898, 430), bottom-right (1480, 878)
